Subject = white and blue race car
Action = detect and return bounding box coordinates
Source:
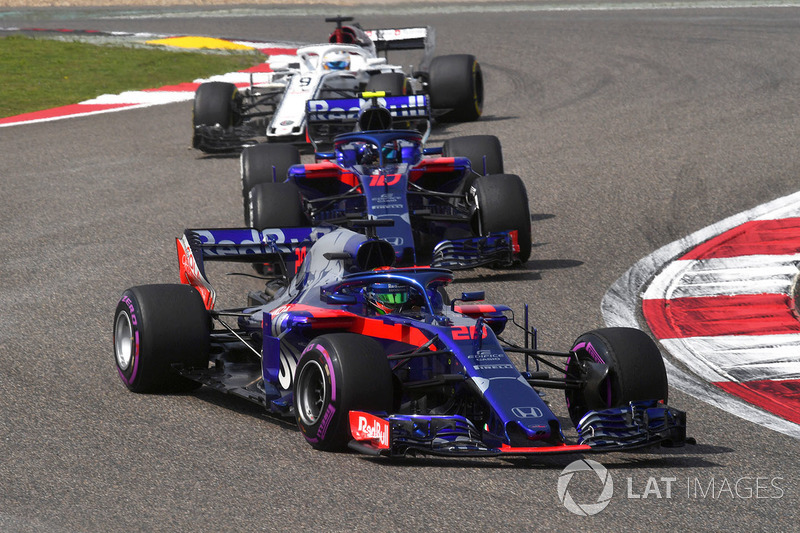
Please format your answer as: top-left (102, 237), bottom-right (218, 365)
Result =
top-left (191, 17), bottom-right (484, 152)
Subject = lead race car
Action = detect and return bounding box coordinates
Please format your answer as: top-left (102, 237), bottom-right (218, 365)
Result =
top-left (241, 92), bottom-right (529, 272)
top-left (192, 17), bottom-right (484, 152)
top-left (113, 225), bottom-right (689, 457)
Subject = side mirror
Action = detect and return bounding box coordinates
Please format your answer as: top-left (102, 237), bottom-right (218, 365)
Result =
top-left (322, 293), bottom-right (357, 305)
top-left (450, 291), bottom-right (485, 311)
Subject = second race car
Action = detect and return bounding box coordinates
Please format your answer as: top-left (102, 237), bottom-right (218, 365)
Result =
top-left (240, 94), bottom-right (529, 272)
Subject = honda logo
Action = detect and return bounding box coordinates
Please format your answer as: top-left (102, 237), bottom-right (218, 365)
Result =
top-left (512, 406), bottom-right (543, 418)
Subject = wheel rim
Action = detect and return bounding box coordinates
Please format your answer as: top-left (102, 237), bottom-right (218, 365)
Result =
top-left (296, 360), bottom-right (327, 426)
top-left (565, 344), bottom-right (612, 424)
top-left (114, 312), bottom-right (134, 371)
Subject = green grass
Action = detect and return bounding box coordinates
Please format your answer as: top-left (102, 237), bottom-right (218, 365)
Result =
top-left (0, 35), bottom-right (264, 118)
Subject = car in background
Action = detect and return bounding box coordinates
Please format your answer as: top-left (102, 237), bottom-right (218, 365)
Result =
top-left (240, 93), bottom-right (529, 273)
top-left (191, 17), bottom-right (484, 152)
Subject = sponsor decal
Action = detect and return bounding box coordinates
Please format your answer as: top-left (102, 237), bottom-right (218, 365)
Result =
top-left (307, 95), bottom-right (427, 121)
top-left (277, 347), bottom-right (298, 391)
top-left (317, 404), bottom-right (336, 441)
top-left (375, 192), bottom-right (398, 203)
top-left (349, 411), bottom-right (390, 448)
top-left (121, 295), bottom-right (137, 326)
top-left (469, 350), bottom-right (503, 361)
top-left (473, 364), bottom-right (515, 370)
top-left (511, 406), bottom-right (543, 418)
top-left (382, 236), bottom-right (404, 246)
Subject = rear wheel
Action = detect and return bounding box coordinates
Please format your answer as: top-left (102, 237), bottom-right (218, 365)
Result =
top-left (294, 333), bottom-right (393, 451)
top-left (565, 327), bottom-right (668, 426)
top-left (192, 82), bottom-right (242, 148)
top-left (113, 284), bottom-right (210, 393)
top-left (472, 174), bottom-right (531, 263)
top-left (241, 143), bottom-right (301, 226)
top-left (428, 54), bottom-right (483, 122)
top-left (249, 181), bottom-right (307, 230)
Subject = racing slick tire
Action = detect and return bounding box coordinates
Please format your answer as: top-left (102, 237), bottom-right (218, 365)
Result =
top-left (113, 284), bottom-right (210, 393)
top-left (192, 81), bottom-right (242, 149)
top-left (565, 327), bottom-right (668, 426)
top-left (249, 181), bottom-right (308, 230)
top-left (428, 54), bottom-right (483, 122)
top-left (294, 333), bottom-right (393, 451)
top-left (442, 135), bottom-right (504, 193)
top-left (365, 72), bottom-right (410, 96)
top-left (472, 173), bottom-right (532, 264)
top-left (241, 143), bottom-right (302, 226)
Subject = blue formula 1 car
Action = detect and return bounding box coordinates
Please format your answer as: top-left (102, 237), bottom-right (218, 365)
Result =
top-left (112, 226), bottom-right (688, 457)
top-left (239, 93), bottom-right (530, 273)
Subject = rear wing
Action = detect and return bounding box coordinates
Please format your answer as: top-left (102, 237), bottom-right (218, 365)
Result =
top-left (177, 227), bottom-right (333, 309)
top-left (365, 27), bottom-right (432, 51)
top-left (365, 26), bottom-right (435, 71)
top-left (305, 93), bottom-right (430, 148)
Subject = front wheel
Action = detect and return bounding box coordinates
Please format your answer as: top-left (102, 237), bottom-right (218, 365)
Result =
top-left (113, 284), bottom-right (210, 393)
top-left (565, 327), bottom-right (668, 426)
top-left (472, 174), bottom-right (532, 263)
top-left (192, 82), bottom-right (242, 149)
top-left (293, 333), bottom-right (393, 451)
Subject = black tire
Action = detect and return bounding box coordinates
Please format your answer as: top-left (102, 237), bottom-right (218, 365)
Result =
top-left (293, 333), bottom-right (393, 451)
top-left (192, 82), bottom-right (242, 148)
top-left (442, 134), bottom-right (504, 179)
top-left (113, 284), bottom-right (210, 393)
top-left (249, 181), bottom-right (307, 230)
top-left (472, 174), bottom-right (532, 263)
top-left (241, 143), bottom-right (301, 226)
top-left (428, 54), bottom-right (483, 122)
top-left (365, 72), bottom-right (410, 96)
top-left (565, 327), bottom-right (668, 426)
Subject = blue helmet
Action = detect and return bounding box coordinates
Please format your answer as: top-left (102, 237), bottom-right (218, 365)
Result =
top-left (323, 51), bottom-right (350, 71)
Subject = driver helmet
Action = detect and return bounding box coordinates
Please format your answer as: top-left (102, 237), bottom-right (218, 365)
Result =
top-left (323, 51), bottom-right (350, 71)
top-left (357, 142), bottom-right (379, 166)
top-left (365, 283), bottom-right (409, 315)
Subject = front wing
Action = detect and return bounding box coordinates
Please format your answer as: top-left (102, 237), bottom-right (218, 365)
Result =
top-left (348, 400), bottom-right (689, 457)
top-left (430, 232), bottom-right (517, 270)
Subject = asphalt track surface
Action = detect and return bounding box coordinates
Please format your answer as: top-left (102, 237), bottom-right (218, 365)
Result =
top-left (1, 2), bottom-right (799, 531)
